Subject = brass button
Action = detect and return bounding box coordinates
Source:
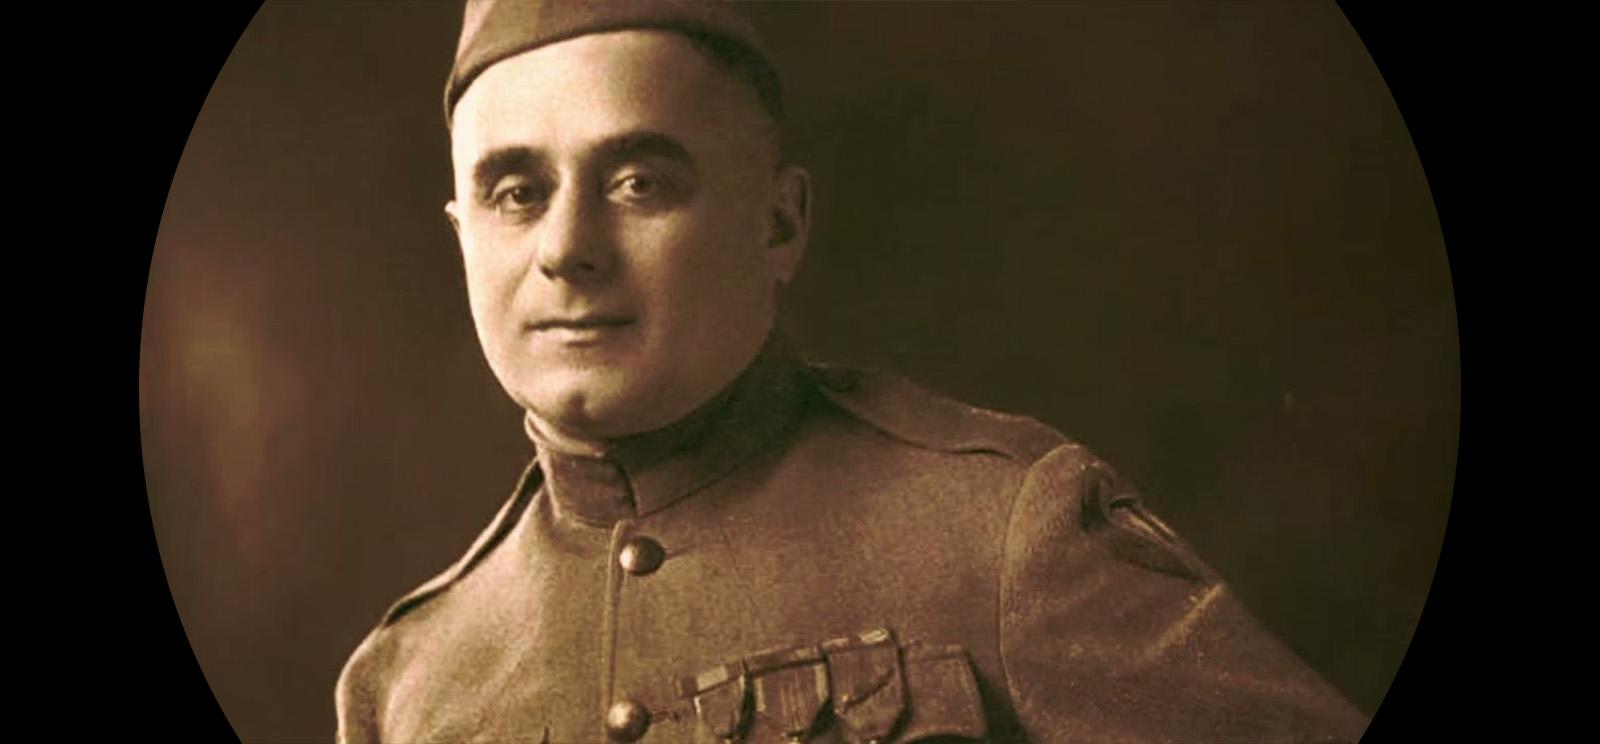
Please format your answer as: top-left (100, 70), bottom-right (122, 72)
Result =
top-left (618, 536), bottom-right (666, 576)
top-left (605, 698), bottom-right (650, 742)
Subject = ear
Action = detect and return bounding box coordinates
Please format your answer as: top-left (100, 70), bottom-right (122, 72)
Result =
top-left (443, 200), bottom-right (463, 238)
top-left (768, 164), bottom-right (811, 285)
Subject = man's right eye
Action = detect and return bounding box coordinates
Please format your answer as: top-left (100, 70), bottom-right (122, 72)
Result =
top-left (489, 181), bottom-right (547, 217)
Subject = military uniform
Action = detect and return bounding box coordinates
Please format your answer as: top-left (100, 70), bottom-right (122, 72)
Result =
top-left (335, 340), bottom-right (1368, 743)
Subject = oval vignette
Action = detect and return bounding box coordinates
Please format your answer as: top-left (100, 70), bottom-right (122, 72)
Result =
top-left (138, 2), bottom-right (1458, 741)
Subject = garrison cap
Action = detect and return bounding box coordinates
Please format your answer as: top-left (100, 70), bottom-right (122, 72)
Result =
top-left (446, 0), bottom-right (777, 127)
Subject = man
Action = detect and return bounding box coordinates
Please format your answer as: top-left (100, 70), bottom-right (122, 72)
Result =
top-left (336, 2), bottom-right (1370, 742)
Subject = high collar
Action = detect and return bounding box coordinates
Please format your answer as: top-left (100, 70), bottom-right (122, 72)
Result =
top-left (523, 335), bottom-right (809, 527)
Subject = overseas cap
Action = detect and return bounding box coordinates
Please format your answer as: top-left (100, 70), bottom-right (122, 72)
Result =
top-left (445, 0), bottom-right (776, 127)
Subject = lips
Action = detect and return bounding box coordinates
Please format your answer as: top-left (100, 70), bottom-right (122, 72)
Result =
top-left (525, 314), bottom-right (636, 333)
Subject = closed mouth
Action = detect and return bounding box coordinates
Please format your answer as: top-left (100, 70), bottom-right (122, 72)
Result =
top-left (526, 316), bottom-right (636, 332)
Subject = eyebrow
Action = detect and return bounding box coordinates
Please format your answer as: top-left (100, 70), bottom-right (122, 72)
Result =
top-left (592, 131), bottom-right (696, 175)
top-left (470, 148), bottom-right (546, 198)
top-left (469, 130), bottom-right (697, 197)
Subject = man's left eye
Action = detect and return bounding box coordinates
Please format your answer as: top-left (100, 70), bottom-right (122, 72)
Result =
top-left (610, 174), bottom-right (669, 203)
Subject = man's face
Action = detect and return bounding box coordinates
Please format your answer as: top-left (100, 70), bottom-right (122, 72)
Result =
top-left (447, 31), bottom-right (806, 443)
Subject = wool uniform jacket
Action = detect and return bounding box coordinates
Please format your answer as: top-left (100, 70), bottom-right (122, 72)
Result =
top-left (335, 343), bottom-right (1369, 743)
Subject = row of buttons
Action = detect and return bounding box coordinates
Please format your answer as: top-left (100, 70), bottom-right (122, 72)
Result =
top-left (607, 535), bottom-right (666, 741)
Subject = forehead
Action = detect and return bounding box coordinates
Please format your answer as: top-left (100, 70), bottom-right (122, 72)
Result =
top-left (450, 30), bottom-right (754, 168)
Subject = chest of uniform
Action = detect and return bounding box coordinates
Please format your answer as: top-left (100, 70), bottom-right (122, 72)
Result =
top-left (383, 467), bottom-right (1012, 742)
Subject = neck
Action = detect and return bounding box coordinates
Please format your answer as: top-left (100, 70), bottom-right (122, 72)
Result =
top-left (519, 331), bottom-right (808, 522)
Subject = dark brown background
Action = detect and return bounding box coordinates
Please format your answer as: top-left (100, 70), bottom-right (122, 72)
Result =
top-left (139, 2), bottom-right (1457, 742)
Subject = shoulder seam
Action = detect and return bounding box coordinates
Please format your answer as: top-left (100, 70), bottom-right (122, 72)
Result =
top-left (805, 363), bottom-right (1069, 465)
top-left (379, 460), bottom-right (543, 627)
top-left (994, 441), bottom-right (1094, 719)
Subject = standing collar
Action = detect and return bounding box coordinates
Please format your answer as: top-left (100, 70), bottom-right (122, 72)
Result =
top-left (523, 335), bottom-right (810, 526)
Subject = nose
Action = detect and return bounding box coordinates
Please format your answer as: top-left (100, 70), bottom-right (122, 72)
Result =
top-left (534, 185), bottom-right (616, 284)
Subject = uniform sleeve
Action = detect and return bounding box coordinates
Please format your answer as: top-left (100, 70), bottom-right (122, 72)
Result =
top-left (998, 444), bottom-right (1369, 743)
top-left (333, 631), bottom-right (384, 744)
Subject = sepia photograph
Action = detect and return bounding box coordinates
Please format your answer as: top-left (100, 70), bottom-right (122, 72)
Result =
top-left (138, 1), bottom-right (1458, 741)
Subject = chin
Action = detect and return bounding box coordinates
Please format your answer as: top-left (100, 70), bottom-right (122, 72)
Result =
top-left (518, 371), bottom-right (657, 439)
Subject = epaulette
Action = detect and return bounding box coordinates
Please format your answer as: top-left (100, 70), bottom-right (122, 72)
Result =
top-left (378, 460), bottom-right (543, 627)
top-left (802, 362), bottom-right (1069, 465)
